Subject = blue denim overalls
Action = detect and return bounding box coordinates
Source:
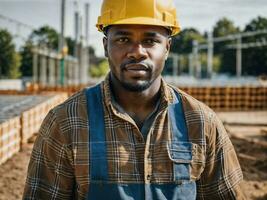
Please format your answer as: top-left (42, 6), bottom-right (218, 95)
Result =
top-left (86, 85), bottom-right (196, 200)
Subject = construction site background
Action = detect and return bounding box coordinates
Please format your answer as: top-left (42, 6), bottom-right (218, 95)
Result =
top-left (1, 1), bottom-right (267, 199)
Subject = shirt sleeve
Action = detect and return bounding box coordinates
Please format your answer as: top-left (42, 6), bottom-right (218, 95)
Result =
top-left (23, 108), bottom-right (75, 200)
top-left (196, 113), bottom-right (246, 200)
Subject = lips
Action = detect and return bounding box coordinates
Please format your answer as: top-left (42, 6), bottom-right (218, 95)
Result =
top-left (124, 63), bottom-right (149, 71)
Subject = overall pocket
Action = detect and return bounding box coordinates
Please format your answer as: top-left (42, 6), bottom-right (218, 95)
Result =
top-left (167, 141), bottom-right (192, 181)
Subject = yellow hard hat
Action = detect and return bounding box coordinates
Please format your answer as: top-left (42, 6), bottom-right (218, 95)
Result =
top-left (96, 0), bottom-right (180, 36)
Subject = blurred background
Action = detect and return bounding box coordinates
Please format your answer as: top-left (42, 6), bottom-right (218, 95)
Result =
top-left (0, 0), bottom-right (266, 199)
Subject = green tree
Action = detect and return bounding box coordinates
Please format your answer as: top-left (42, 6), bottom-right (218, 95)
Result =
top-left (20, 40), bottom-right (34, 76)
top-left (166, 28), bottom-right (204, 75)
top-left (213, 18), bottom-right (240, 37)
top-left (196, 53), bottom-right (222, 77)
top-left (212, 18), bottom-right (240, 75)
top-left (0, 29), bottom-right (21, 79)
top-left (20, 25), bottom-right (78, 76)
top-left (65, 37), bottom-right (75, 56)
top-left (20, 26), bottom-right (59, 77)
top-left (29, 25), bottom-right (59, 49)
top-left (242, 16), bottom-right (267, 76)
top-left (245, 16), bottom-right (267, 31)
top-left (89, 59), bottom-right (109, 77)
top-left (171, 28), bottom-right (205, 54)
top-left (8, 53), bottom-right (21, 78)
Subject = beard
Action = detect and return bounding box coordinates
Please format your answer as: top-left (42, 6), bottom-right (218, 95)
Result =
top-left (114, 74), bottom-right (153, 92)
top-left (110, 59), bottom-right (155, 92)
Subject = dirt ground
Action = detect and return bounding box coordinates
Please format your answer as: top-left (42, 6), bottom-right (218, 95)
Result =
top-left (0, 143), bottom-right (33, 200)
top-left (0, 126), bottom-right (267, 200)
top-left (228, 125), bottom-right (267, 200)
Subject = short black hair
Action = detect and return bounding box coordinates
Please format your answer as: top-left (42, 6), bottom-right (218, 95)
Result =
top-left (103, 26), bottom-right (111, 36)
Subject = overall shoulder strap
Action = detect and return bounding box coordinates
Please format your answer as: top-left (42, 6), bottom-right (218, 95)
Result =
top-left (86, 84), bottom-right (108, 181)
top-left (168, 89), bottom-right (192, 181)
top-left (168, 89), bottom-right (189, 142)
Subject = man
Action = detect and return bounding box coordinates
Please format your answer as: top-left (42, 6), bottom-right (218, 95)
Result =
top-left (23, 0), bottom-right (245, 199)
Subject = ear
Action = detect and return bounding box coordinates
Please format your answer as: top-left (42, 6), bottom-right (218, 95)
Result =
top-left (103, 37), bottom-right (108, 57)
top-left (165, 37), bottom-right (172, 60)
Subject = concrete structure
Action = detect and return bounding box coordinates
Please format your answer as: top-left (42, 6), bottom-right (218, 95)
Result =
top-left (32, 47), bottom-right (79, 86)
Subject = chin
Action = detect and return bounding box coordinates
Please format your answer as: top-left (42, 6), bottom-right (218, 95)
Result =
top-left (121, 81), bottom-right (152, 92)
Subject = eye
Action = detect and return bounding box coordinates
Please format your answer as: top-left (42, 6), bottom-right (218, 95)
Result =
top-left (143, 38), bottom-right (158, 45)
top-left (116, 37), bottom-right (129, 43)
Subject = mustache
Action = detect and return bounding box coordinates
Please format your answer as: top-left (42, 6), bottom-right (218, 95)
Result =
top-left (120, 59), bottom-right (152, 71)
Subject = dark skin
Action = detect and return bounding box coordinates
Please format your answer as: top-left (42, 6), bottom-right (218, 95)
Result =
top-left (103, 25), bottom-right (171, 128)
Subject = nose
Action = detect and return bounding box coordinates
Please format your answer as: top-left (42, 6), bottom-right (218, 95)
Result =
top-left (127, 43), bottom-right (148, 61)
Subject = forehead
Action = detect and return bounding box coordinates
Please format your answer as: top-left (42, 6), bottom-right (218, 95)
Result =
top-left (106, 24), bottom-right (169, 37)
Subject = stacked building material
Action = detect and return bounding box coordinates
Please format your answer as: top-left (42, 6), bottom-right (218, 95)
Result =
top-left (22, 82), bottom-right (267, 111)
top-left (180, 86), bottom-right (267, 111)
top-left (0, 93), bottom-right (67, 165)
top-left (0, 117), bottom-right (20, 165)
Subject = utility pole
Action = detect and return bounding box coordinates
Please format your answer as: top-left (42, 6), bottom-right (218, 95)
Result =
top-left (207, 32), bottom-right (213, 78)
top-left (59, 0), bottom-right (66, 86)
top-left (85, 3), bottom-right (90, 47)
top-left (189, 53), bottom-right (194, 76)
top-left (76, 2), bottom-right (90, 85)
top-left (193, 40), bottom-right (201, 79)
top-left (74, 1), bottom-right (79, 57)
top-left (73, 1), bottom-right (80, 85)
top-left (78, 13), bottom-right (83, 84)
top-left (236, 35), bottom-right (242, 78)
top-left (171, 54), bottom-right (179, 77)
top-left (32, 47), bottom-right (38, 83)
top-left (81, 2), bottom-right (90, 82)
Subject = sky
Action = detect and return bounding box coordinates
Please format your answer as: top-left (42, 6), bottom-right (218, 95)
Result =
top-left (0, 0), bottom-right (267, 56)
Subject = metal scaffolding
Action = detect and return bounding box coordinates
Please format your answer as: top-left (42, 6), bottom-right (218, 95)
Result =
top-left (191, 29), bottom-right (267, 78)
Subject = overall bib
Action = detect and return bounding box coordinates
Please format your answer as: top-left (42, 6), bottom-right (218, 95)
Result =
top-left (86, 85), bottom-right (196, 200)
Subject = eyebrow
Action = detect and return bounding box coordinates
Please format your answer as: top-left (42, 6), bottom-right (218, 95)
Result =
top-left (144, 32), bottom-right (158, 37)
top-left (114, 31), bottom-right (132, 36)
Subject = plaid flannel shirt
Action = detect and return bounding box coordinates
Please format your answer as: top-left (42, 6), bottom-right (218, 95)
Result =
top-left (23, 75), bottom-right (245, 199)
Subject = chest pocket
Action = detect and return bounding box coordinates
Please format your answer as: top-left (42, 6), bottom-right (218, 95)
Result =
top-left (167, 141), bottom-right (205, 182)
top-left (167, 141), bottom-right (192, 181)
